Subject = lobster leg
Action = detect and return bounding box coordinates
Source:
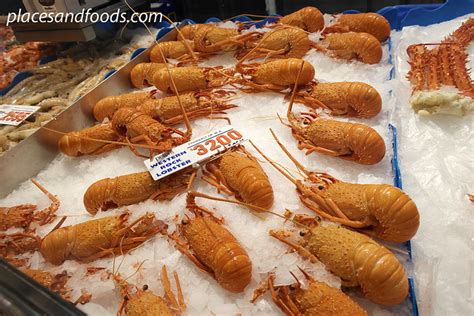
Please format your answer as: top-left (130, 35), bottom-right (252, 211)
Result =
top-left (162, 108), bottom-right (232, 125)
top-left (280, 286), bottom-right (300, 315)
top-left (201, 165), bottom-right (235, 196)
top-left (161, 266), bottom-right (181, 313)
top-left (251, 275), bottom-right (271, 303)
top-left (30, 179), bottom-right (60, 225)
top-left (299, 196), bottom-right (369, 228)
top-left (237, 79), bottom-right (288, 93)
top-left (293, 95), bottom-right (332, 111)
top-left (269, 230), bottom-right (319, 263)
top-left (268, 277), bottom-right (297, 316)
top-left (298, 141), bottom-right (350, 157)
top-left (186, 193), bottom-right (224, 223)
top-left (173, 270), bottom-right (186, 310)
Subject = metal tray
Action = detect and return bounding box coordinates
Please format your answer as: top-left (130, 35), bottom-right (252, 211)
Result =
top-left (0, 29), bottom-right (178, 198)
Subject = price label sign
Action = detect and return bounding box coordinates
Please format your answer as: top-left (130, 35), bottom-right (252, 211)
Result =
top-left (0, 105), bottom-right (40, 126)
top-left (144, 125), bottom-right (245, 180)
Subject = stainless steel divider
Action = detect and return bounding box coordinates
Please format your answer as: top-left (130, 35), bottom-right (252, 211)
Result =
top-left (0, 30), bottom-right (178, 198)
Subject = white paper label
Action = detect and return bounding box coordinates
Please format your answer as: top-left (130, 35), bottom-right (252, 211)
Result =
top-left (0, 105), bottom-right (40, 126)
top-left (144, 125), bottom-right (245, 180)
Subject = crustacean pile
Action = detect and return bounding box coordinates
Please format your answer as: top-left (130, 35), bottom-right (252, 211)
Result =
top-left (0, 6), bottom-right (425, 315)
top-left (407, 17), bottom-right (474, 116)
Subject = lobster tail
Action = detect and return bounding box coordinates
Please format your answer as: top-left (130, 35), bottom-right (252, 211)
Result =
top-left (214, 239), bottom-right (252, 293)
top-left (83, 178), bottom-right (117, 215)
top-left (238, 168), bottom-right (274, 210)
top-left (324, 32), bottom-right (382, 64)
top-left (347, 123), bottom-right (385, 164)
top-left (353, 242), bottom-right (409, 305)
top-left (58, 132), bottom-right (83, 157)
top-left (346, 82), bottom-right (382, 118)
top-left (40, 227), bottom-right (72, 265)
top-left (93, 92), bottom-right (151, 121)
top-left (130, 63), bottom-right (166, 88)
top-left (369, 185), bottom-right (420, 242)
top-left (338, 13), bottom-right (391, 42)
top-left (280, 6), bottom-right (325, 33)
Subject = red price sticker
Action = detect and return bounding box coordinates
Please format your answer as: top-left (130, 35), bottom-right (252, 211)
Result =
top-left (0, 105), bottom-right (40, 126)
top-left (192, 130), bottom-right (243, 156)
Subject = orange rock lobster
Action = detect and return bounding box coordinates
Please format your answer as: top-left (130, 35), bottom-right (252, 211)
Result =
top-left (93, 91), bottom-right (152, 122)
top-left (93, 90), bottom-right (236, 125)
top-left (58, 123), bottom-right (120, 157)
top-left (152, 66), bottom-right (234, 94)
top-left (278, 6), bottom-right (325, 33)
top-left (283, 67), bottom-right (385, 165)
top-left (252, 130), bottom-right (419, 243)
top-left (1, 231), bottom-right (42, 265)
top-left (0, 179), bottom-right (59, 230)
top-left (252, 268), bottom-right (367, 315)
top-left (40, 212), bottom-right (167, 265)
top-left (149, 41), bottom-right (197, 63)
top-left (293, 81), bottom-right (382, 118)
top-left (169, 192), bottom-right (252, 293)
top-left (270, 219), bottom-right (409, 305)
top-left (236, 26), bottom-right (312, 60)
top-left (202, 145), bottom-right (274, 211)
top-left (83, 168), bottom-right (196, 215)
top-left (316, 32), bottom-right (383, 64)
top-left (22, 268), bottom-right (92, 305)
top-left (113, 265), bottom-right (185, 315)
top-left (176, 24), bottom-right (203, 41)
top-left (323, 13), bottom-right (391, 42)
top-left (235, 58), bottom-right (315, 93)
top-left (193, 24), bottom-right (259, 53)
top-left (137, 90), bottom-right (237, 125)
top-left (111, 106), bottom-right (192, 158)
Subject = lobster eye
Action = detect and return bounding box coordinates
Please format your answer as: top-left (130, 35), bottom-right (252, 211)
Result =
top-left (299, 231), bottom-right (306, 236)
top-left (318, 185), bottom-right (324, 190)
top-left (289, 284), bottom-right (297, 290)
top-left (181, 218), bottom-right (189, 225)
top-left (142, 284), bottom-right (148, 291)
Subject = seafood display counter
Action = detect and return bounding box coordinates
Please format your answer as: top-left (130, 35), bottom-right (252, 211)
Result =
top-left (0, 1), bottom-right (473, 316)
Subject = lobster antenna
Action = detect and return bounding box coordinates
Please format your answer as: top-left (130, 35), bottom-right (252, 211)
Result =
top-left (248, 140), bottom-right (298, 185)
top-left (42, 126), bottom-right (173, 152)
top-left (289, 270), bottom-right (302, 287)
top-left (188, 191), bottom-right (310, 229)
top-left (296, 266), bottom-right (314, 281)
top-left (124, 259), bottom-right (148, 282)
top-left (50, 216), bottom-right (67, 232)
top-left (124, 0), bottom-right (196, 61)
top-left (287, 60), bottom-right (305, 117)
top-left (269, 128), bottom-right (311, 177)
top-left (235, 26), bottom-right (274, 67)
top-left (161, 265), bottom-right (181, 312)
top-left (223, 13), bottom-right (275, 22)
top-left (113, 235), bottom-right (127, 276)
top-left (124, 1), bottom-right (192, 135)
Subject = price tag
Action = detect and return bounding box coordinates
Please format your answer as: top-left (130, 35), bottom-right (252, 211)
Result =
top-left (144, 125), bottom-right (245, 180)
top-left (0, 105), bottom-right (40, 126)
